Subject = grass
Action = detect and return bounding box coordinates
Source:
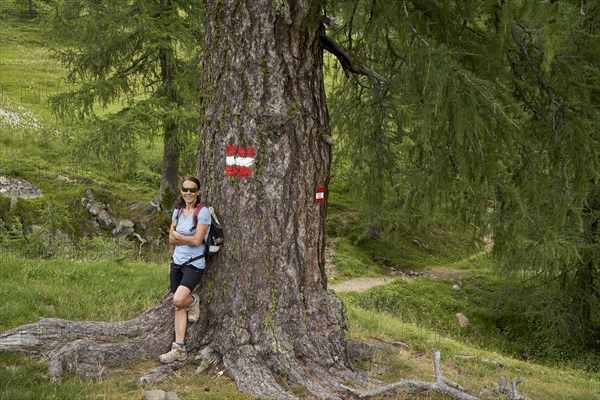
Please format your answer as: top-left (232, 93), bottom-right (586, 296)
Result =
top-left (1, 253), bottom-right (598, 399)
top-left (325, 179), bottom-right (484, 281)
top-left (346, 306), bottom-right (600, 400)
top-left (342, 252), bottom-right (600, 371)
top-left (0, 18), bottom-right (66, 117)
top-left (0, 253), bottom-right (166, 330)
top-left (0, 253), bottom-right (254, 400)
top-left (1, 12), bottom-right (600, 400)
top-left (327, 198), bottom-right (483, 281)
top-left (0, 352), bottom-right (252, 400)
top-left (341, 254), bottom-right (517, 357)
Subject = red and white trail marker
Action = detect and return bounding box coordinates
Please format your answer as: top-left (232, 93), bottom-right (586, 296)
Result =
top-left (315, 186), bottom-right (325, 204)
top-left (225, 145), bottom-right (256, 178)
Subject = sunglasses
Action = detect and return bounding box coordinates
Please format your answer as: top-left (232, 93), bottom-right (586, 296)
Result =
top-left (181, 187), bottom-right (199, 193)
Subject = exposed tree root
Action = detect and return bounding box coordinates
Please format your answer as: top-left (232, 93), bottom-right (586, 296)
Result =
top-left (1, 295), bottom-right (531, 400)
top-left (340, 350), bottom-right (531, 400)
top-left (224, 346), bottom-right (299, 400)
top-left (47, 335), bottom-right (166, 380)
top-left (221, 343), bottom-right (373, 400)
top-left (0, 295), bottom-right (174, 380)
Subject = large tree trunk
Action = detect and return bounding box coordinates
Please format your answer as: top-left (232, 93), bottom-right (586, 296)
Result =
top-left (0, 2), bottom-right (531, 398)
top-left (192, 1), bottom-right (356, 397)
top-left (2, 1), bottom-right (360, 398)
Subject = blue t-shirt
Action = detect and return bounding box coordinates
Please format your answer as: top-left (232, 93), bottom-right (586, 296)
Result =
top-left (171, 206), bottom-right (211, 269)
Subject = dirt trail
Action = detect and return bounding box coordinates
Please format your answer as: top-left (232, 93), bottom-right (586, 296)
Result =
top-left (327, 269), bottom-right (456, 293)
top-left (325, 236), bottom-right (492, 293)
top-left (328, 277), bottom-right (395, 293)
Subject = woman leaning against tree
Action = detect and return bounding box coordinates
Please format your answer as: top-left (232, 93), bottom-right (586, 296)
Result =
top-left (159, 177), bottom-right (211, 363)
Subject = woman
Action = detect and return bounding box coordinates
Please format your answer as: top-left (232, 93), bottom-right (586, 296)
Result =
top-left (159, 177), bottom-right (211, 363)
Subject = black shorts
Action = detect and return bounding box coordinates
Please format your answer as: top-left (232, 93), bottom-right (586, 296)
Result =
top-left (170, 261), bottom-right (204, 293)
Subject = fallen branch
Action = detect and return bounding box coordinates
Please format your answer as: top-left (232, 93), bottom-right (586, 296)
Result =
top-left (341, 350), bottom-right (530, 400)
top-left (481, 377), bottom-right (532, 400)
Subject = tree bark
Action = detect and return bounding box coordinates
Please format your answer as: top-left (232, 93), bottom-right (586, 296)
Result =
top-left (157, 119), bottom-right (181, 209)
top-left (156, 26), bottom-right (183, 210)
top-left (192, 1), bottom-right (359, 398)
top-left (3, 2), bottom-right (357, 398)
top-left (1, 2), bottom-right (359, 397)
top-left (0, 2), bottom-right (531, 399)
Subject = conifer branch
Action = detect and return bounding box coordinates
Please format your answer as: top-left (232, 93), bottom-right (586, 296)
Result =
top-left (319, 33), bottom-right (387, 84)
top-left (403, 0), bottom-right (431, 48)
top-left (511, 26), bottom-right (563, 132)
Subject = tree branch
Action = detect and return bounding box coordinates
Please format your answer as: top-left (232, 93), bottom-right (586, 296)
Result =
top-left (341, 350), bottom-right (531, 400)
top-left (481, 376), bottom-right (532, 400)
top-left (319, 33), bottom-right (387, 84)
top-left (511, 26), bottom-right (562, 133)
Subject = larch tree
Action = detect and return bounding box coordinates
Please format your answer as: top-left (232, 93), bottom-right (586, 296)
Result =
top-left (326, 0), bottom-right (599, 356)
top-left (0, 1), bottom-right (532, 399)
top-left (1, 0), bottom-right (597, 399)
top-left (49, 0), bottom-right (204, 208)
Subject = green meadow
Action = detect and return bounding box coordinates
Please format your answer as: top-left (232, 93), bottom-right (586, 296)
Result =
top-left (1, 14), bottom-right (599, 400)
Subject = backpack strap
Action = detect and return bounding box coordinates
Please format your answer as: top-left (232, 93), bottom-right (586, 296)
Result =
top-left (176, 204), bottom-right (204, 232)
top-left (171, 254), bottom-right (205, 268)
top-left (184, 254), bottom-right (205, 264)
top-left (193, 203), bottom-right (204, 229)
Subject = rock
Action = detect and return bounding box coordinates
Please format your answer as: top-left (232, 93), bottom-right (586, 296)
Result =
top-left (112, 219), bottom-right (135, 237)
top-left (87, 201), bottom-right (101, 216)
top-left (143, 390), bottom-right (166, 400)
top-left (129, 201), bottom-right (160, 227)
top-left (146, 231), bottom-right (166, 246)
top-left (82, 190), bottom-right (101, 215)
top-left (96, 211), bottom-right (116, 229)
top-left (456, 313), bottom-right (470, 327)
top-left (57, 175), bottom-right (82, 184)
top-left (452, 284), bottom-right (460, 291)
top-left (23, 224), bottom-right (41, 235)
top-left (129, 201), bottom-right (160, 214)
top-left (0, 175), bottom-right (43, 198)
top-left (142, 390), bottom-right (179, 400)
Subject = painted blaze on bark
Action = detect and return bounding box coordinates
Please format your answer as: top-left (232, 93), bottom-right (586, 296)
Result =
top-left (194, 1), bottom-right (349, 396)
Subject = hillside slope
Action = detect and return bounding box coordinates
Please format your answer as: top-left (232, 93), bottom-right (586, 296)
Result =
top-left (1, 16), bottom-right (599, 400)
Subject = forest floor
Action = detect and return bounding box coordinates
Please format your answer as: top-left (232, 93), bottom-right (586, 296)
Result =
top-left (327, 235), bottom-right (493, 293)
top-left (328, 267), bottom-right (465, 292)
top-left (325, 242), bottom-right (493, 293)
top-left (329, 276), bottom-right (394, 292)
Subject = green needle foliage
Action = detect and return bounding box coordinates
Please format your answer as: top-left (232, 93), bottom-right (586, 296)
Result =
top-left (48, 0), bottom-right (204, 205)
top-left (2, 0), bottom-right (597, 369)
top-left (325, 0), bottom-right (599, 360)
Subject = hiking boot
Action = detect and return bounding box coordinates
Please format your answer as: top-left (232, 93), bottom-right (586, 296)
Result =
top-left (187, 294), bottom-right (200, 323)
top-left (159, 342), bottom-right (187, 363)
